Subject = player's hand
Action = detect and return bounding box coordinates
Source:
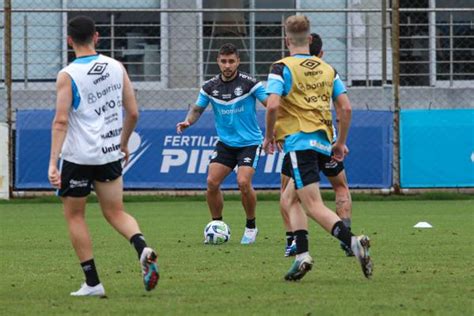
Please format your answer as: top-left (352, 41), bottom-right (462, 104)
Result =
top-left (121, 145), bottom-right (130, 167)
top-left (332, 142), bottom-right (348, 162)
top-left (276, 140), bottom-right (284, 152)
top-left (176, 121), bottom-right (191, 134)
top-left (48, 164), bottom-right (61, 189)
top-left (263, 137), bottom-right (276, 155)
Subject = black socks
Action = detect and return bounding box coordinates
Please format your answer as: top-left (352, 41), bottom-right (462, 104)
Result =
top-left (130, 233), bottom-right (148, 259)
top-left (342, 218), bottom-right (352, 231)
top-left (331, 221), bottom-right (354, 248)
top-left (212, 216), bottom-right (223, 221)
top-left (246, 218), bottom-right (256, 229)
top-left (286, 231), bottom-right (294, 247)
top-left (80, 259), bottom-right (100, 287)
top-left (294, 230), bottom-right (309, 254)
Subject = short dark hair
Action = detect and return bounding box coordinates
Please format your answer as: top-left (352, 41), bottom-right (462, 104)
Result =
top-left (218, 43), bottom-right (239, 57)
top-left (309, 33), bottom-right (323, 56)
top-left (68, 16), bottom-right (96, 45)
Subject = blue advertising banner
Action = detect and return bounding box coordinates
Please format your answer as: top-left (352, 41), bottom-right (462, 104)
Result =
top-left (15, 109), bottom-right (393, 189)
top-left (400, 109), bottom-right (474, 188)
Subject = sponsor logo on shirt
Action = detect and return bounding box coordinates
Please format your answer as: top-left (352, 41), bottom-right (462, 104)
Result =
top-left (239, 73), bottom-right (257, 83)
top-left (101, 127), bottom-right (122, 139)
top-left (102, 143), bottom-right (121, 154)
top-left (87, 83), bottom-right (122, 104)
top-left (219, 106), bottom-right (244, 115)
top-left (87, 62), bottom-right (108, 75)
top-left (309, 139), bottom-right (332, 154)
top-left (93, 72), bottom-right (110, 85)
top-left (299, 59), bottom-right (320, 70)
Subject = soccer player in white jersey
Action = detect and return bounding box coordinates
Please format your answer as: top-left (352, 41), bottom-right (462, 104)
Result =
top-left (48, 16), bottom-right (159, 296)
top-left (176, 43), bottom-right (268, 244)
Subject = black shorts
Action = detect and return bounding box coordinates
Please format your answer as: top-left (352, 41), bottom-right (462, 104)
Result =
top-left (58, 159), bottom-right (122, 197)
top-left (317, 153), bottom-right (345, 177)
top-left (281, 150), bottom-right (324, 189)
top-left (281, 151), bottom-right (344, 178)
top-left (210, 141), bottom-right (262, 170)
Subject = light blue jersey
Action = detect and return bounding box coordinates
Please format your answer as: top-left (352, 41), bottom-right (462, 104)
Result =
top-left (196, 72), bottom-right (267, 147)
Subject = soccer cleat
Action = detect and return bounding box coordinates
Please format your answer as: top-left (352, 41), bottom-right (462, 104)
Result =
top-left (340, 242), bottom-right (355, 257)
top-left (284, 240), bottom-right (297, 257)
top-left (240, 227), bottom-right (258, 244)
top-left (140, 247), bottom-right (160, 291)
top-left (70, 283), bottom-right (105, 297)
top-left (284, 254), bottom-right (314, 281)
top-left (351, 235), bottom-right (373, 278)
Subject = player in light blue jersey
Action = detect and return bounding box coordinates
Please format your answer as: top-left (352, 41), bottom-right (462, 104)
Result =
top-left (280, 33), bottom-right (354, 258)
top-left (177, 43), bottom-right (267, 244)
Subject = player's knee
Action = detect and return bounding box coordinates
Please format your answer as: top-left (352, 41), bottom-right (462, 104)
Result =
top-left (333, 180), bottom-right (349, 195)
top-left (102, 208), bottom-right (124, 222)
top-left (280, 194), bottom-right (293, 212)
top-left (280, 197), bottom-right (289, 213)
top-left (237, 177), bottom-right (251, 192)
top-left (207, 177), bottom-right (221, 191)
top-left (64, 208), bottom-right (85, 221)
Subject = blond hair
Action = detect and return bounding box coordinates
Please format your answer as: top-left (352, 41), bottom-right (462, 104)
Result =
top-left (285, 15), bottom-right (310, 47)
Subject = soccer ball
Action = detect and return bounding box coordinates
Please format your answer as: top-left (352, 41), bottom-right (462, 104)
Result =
top-left (204, 220), bottom-right (231, 245)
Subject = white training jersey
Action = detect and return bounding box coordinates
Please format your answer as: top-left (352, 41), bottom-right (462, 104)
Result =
top-left (59, 54), bottom-right (124, 165)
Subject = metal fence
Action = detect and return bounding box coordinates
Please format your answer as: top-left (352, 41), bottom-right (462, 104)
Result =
top-left (1, 0), bottom-right (473, 195)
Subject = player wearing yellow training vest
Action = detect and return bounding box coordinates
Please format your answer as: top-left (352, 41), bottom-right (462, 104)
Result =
top-left (272, 55), bottom-right (336, 148)
top-left (263, 15), bottom-right (373, 281)
top-left (278, 33), bottom-right (355, 259)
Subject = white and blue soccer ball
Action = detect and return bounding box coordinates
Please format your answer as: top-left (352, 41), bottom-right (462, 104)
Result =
top-left (204, 220), bottom-right (230, 245)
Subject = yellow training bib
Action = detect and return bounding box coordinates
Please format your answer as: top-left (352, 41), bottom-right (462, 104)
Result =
top-left (274, 56), bottom-right (335, 142)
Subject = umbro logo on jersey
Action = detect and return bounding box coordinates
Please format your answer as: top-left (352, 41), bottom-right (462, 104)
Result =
top-left (212, 90), bottom-right (219, 96)
top-left (87, 62), bottom-right (108, 75)
top-left (300, 59), bottom-right (320, 70)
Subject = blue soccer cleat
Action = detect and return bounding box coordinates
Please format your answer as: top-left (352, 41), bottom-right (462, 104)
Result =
top-left (140, 247), bottom-right (160, 291)
top-left (240, 227), bottom-right (258, 244)
top-left (284, 254), bottom-right (314, 281)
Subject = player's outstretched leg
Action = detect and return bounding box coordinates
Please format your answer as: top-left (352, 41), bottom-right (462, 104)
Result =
top-left (140, 247), bottom-right (160, 291)
top-left (351, 235), bottom-right (372, 278)
top-left (95, 179), bottom-right (160, 291)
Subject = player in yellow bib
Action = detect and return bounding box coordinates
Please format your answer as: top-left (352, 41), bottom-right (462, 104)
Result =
top-left (264, 15), bottom-right (373, 281)
top-left (281, 33), bottom-right (354, 258)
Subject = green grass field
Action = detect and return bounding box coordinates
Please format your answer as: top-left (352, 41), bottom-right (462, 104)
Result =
top-left (1, 196), bottom-right (473, 315)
